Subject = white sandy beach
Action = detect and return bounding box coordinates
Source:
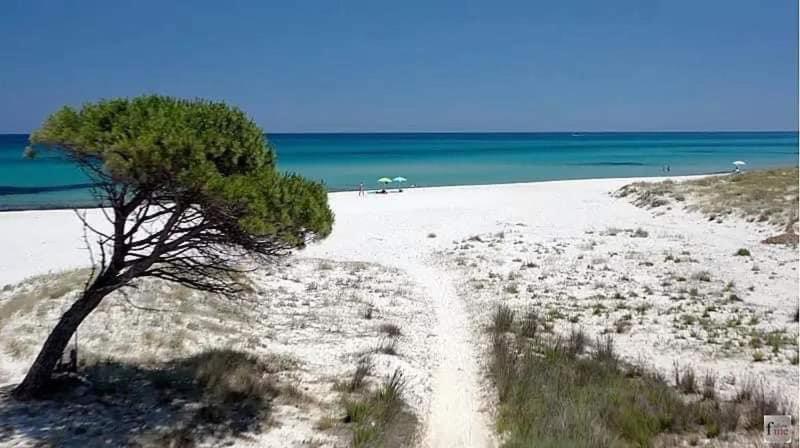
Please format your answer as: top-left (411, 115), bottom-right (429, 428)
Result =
top-left (0, 175), bottom-right (798, 447)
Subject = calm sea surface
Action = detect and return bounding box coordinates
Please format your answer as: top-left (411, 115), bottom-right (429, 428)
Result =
top-left (0, 132), bottom-right (797, 210)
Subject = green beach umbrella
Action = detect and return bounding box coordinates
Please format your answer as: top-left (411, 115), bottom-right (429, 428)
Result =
top-left (377, 177), bottom-right (392, 193)
top-left (393, 176), bottom-right (407, 192)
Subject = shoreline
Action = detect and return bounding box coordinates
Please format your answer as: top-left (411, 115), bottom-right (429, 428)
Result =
top-left (0, 170), bottom-right (768, 288)
top-left (0, 170), bottom-right (736, 213)
top-left (0, 172), bottom-right (744, 286)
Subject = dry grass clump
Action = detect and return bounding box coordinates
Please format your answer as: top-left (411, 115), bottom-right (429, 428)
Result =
top-left (734, 377), bottom-right (794, 430)
top-left (361, 304), bottom-right (375, 319)
top-left (616, 167), bottom-right (799, 234)
top-left (517, 309), bottom-right (540, 338)
top-left (334, 356), bottom-right (373, 393)
top-left (378, 322), bottom-right (402, 337)
top-left (0, 268), bottom-right (89, 328)
top-left (486, 306), bottom-right (792, 447)
top-left (184, 349), bottom-right (277, 405)
top-left (375, 338), bottom-right (398, 356)
top-left (108, 348), bottom-right (281, 430)
top-left (492, 304), bottom-right (515, 333)
top-left (763, 232), bottom-right (800, 245)
top-left (702, 371), bottom-right (717, 401)
top-left (617, 181), bottom-right (675, 208)
top-left (349, 358), bottom-right (373, 392)
top-left (671, 363), bottom-right (699, 395)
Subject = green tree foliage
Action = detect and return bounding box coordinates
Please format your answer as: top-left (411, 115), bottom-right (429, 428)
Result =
top-left (14, 96), bottom-right (333, 399)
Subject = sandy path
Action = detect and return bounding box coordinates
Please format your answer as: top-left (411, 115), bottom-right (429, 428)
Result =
top-left (405, 262), bottom-right (493, 448)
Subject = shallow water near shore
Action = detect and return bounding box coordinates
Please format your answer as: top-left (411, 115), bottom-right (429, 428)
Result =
top-left (0, 131), bottom-right (797, 210)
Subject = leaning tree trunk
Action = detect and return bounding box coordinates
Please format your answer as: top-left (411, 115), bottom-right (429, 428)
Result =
top-left (12, 284), bottom-right (110, 400)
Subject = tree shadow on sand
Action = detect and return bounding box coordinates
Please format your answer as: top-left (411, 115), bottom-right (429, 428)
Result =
top-left (0, 349), bottom-right (277, 447)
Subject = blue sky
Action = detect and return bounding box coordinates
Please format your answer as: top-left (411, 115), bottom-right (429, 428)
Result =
top-left (1, 1), bottom-right (797, 132)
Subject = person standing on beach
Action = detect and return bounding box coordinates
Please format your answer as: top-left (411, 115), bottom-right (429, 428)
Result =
top-left (358, 182), bottom-right (365, 197)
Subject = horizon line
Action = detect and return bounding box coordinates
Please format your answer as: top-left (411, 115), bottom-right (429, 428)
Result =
top-left (1, 129), bottom-right (797, 136)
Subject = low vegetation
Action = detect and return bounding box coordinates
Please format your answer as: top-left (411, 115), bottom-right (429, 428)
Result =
top-left (339, 367), bottom-right (418, 448)
top-left (0, 349), bottom-right (283, 446)
top-left (449, 228), bottom-right (799, 367)
top-left (378, 322), bottom-right (402, 337)
top-left (487, 306), bottom-right (793, 447)
top-left (616, 167), bottom-right (799, 243)
top-left (1, 259), bottom-right (429, 446)
top-left (0, 268), bottom-right (89, 329)
top-left (337, 357), bottom-right (373, 393)
top-left (375, 338), bottom-right (398, 355)
top-left (492, 304), bottom-right (515, 333)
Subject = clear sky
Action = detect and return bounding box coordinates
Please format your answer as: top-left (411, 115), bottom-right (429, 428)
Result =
top-left (1, 0), bottom-right (797, 133)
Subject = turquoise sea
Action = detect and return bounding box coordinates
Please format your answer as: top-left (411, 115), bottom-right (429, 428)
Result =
top-left (0, 132), bottom-right (797, 210)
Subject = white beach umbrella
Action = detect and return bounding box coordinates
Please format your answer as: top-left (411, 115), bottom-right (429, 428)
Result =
top-left (732, 161), bottom-right (746, 166)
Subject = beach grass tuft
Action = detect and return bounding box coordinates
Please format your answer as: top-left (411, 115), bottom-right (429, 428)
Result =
top-left (492, 305), bottom-right (515, 333)
top-left (342, 368), bottom-right (417, 448)
top-left (378, 322), bottom-right (402, 337)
